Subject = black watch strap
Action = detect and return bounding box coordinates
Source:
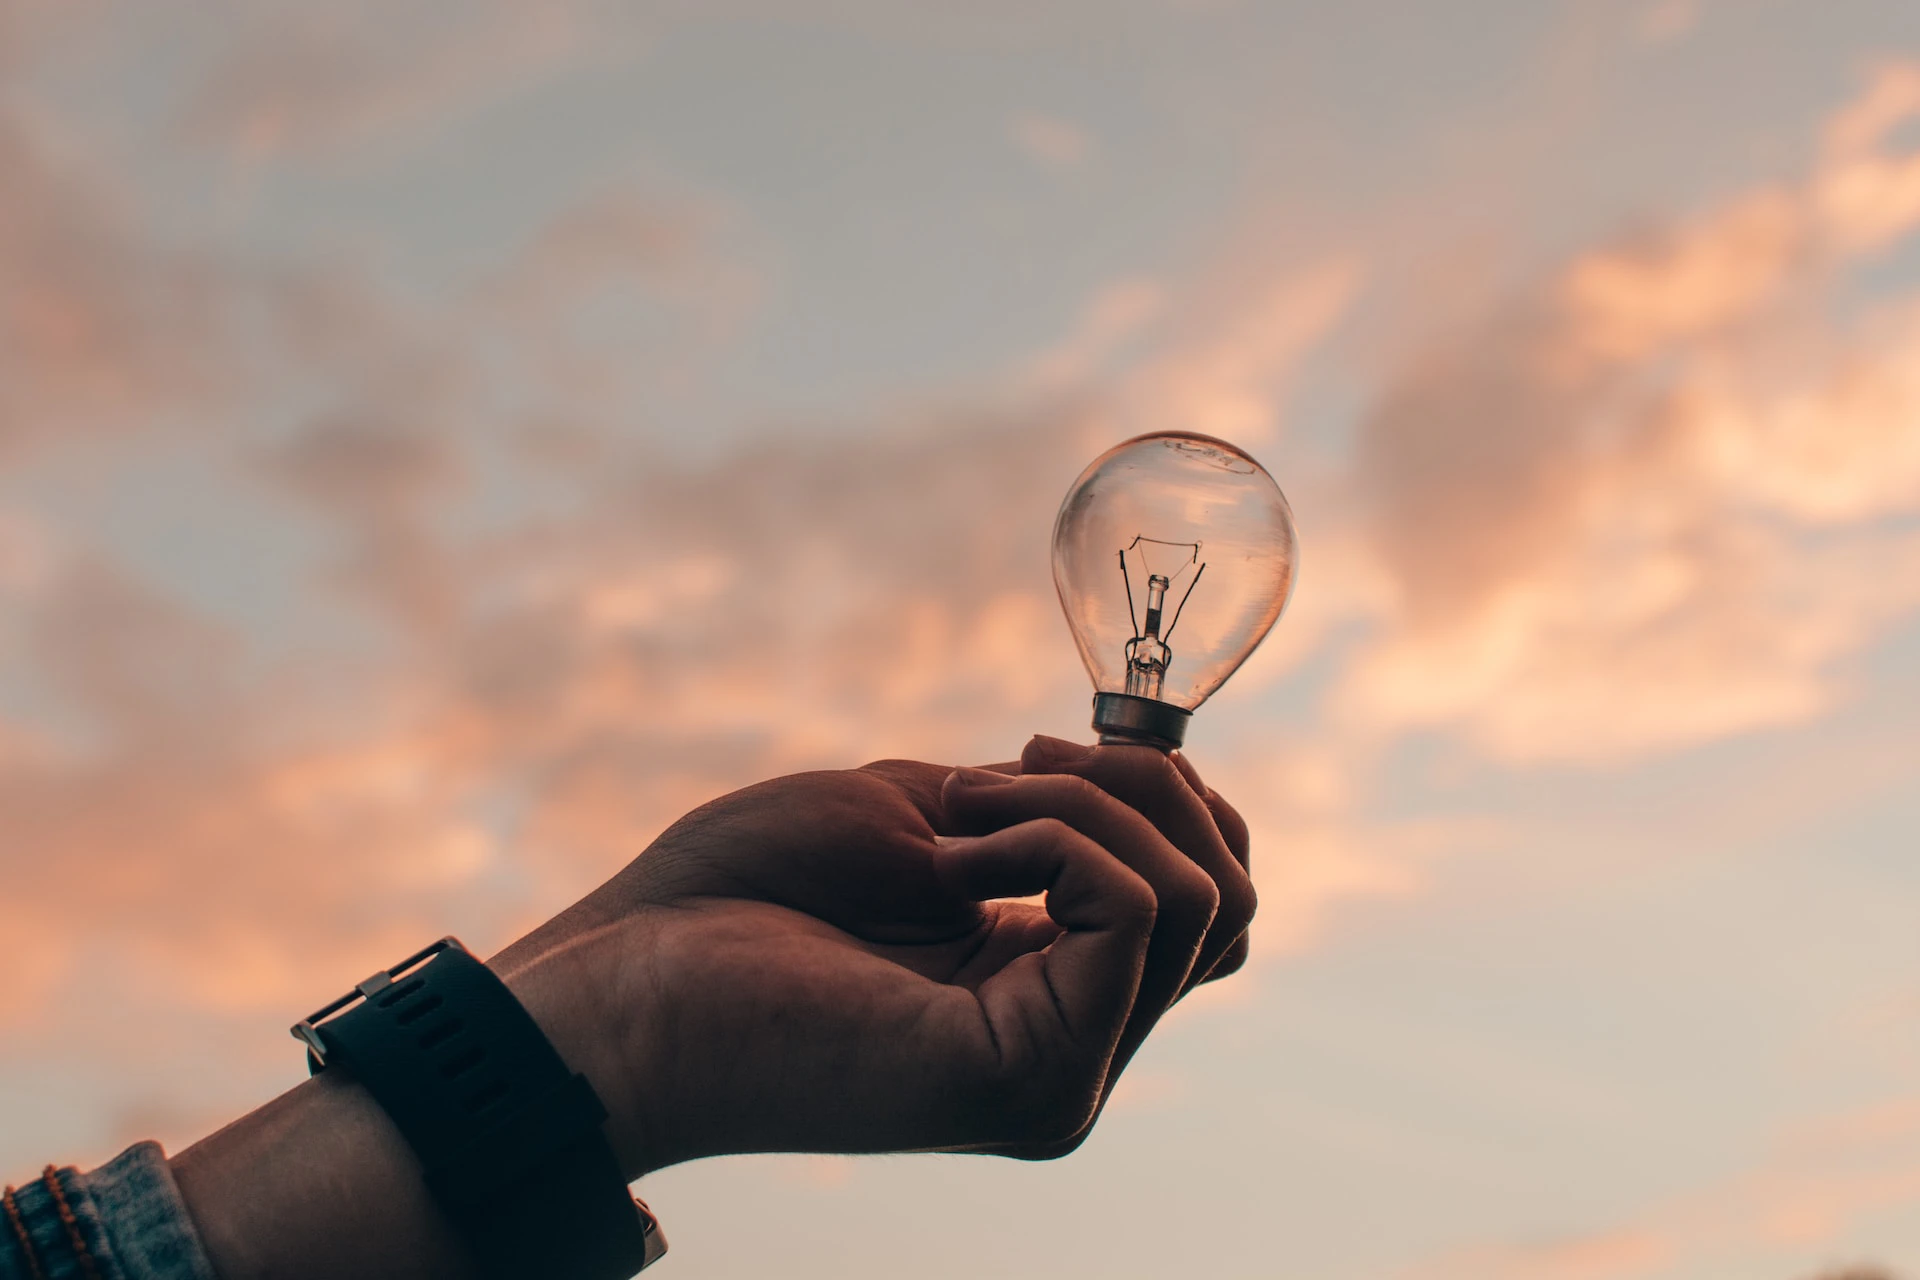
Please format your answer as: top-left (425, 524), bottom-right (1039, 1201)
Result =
top-left (292, 938), bottom-right (666, 1278)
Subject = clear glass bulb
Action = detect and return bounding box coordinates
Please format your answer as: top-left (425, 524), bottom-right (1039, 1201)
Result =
top-left (1051, 431), bottom-right (1297, 749)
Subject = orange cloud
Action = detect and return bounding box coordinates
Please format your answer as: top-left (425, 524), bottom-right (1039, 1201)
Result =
top-left (1114, 259), bottom-right (1360, 447)
top-left (1337, 63), bottom-right (1920, 763)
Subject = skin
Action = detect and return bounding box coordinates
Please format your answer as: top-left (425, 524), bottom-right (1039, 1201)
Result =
top-left (170, 736), bottom-right (1256, 1279)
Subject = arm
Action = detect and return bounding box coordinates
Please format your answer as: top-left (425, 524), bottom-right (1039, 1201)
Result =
top-left (162, 738), bottom-right (1255, 1279)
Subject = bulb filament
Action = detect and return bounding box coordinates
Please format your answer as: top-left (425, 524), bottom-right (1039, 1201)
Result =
top-left (1120, 537), bottom-right (1206, 702)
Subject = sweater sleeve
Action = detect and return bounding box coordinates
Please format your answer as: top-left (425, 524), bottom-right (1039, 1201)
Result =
top-left (2, 1144), bottom-right (216, 1280)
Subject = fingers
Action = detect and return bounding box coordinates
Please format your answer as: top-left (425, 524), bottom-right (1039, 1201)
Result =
top-left (1170, 752), bottom-right (1253, 986)
top-left (933, 822), bottom-right (1154, 1092)
top-left (1019, 739), bottom-right (1256, 997)
top-left (942, 767), bottom-right (1220, 1063)
top-left (1171, 752), bottom-right (1253, 875)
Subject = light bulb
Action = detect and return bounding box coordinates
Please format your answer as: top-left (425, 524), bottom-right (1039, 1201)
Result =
top-left (1051, 431), bottom-right (1297, 750)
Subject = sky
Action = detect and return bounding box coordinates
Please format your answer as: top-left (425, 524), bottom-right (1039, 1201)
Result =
top-left (3, 1), bottom-right (1920, 1277)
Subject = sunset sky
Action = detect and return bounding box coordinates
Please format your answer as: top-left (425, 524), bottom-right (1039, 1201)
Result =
top-left (6, 2), bottom-right (1920, 1277)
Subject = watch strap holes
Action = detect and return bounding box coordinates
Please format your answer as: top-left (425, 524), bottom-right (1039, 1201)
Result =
top-left (376, 977), bottom-right (426, 1008)
top-left (396, 994), bottom-right (444, 1026)
top-left (462, 1079), bottom-right (511, 1113)
top-left (440, 1045), bottom-right (487, 1079)
top-left (418, 1017), bottom-right (464, 1051)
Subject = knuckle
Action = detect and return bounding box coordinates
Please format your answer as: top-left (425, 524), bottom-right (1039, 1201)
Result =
top-left (1115, 872), bottom-right (1160, 925)
top-left (1168, 876), bottom-right (1220, 932)
top-left (1221, 876), bottom-right (1258, 928)
top-left (1024, 815), bottom-right (1078, 847)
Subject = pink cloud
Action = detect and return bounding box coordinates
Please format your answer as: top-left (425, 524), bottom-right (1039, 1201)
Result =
top-left (1337, 64), bottom-right (1920, 763)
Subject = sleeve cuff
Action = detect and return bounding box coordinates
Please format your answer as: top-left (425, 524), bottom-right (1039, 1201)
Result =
top-left (2, 1142), bottom-right (216, 1280)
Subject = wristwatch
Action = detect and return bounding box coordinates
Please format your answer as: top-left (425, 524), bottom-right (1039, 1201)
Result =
top-left (292, 937), bottom-right (667, 1278)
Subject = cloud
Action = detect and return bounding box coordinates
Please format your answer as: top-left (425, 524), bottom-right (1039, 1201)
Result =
top-left (179, 1), bottom-right (631, 162)
top-left (0, 391), bottom-right (1091, 1002)
top-left (0, 117), bottom-right (782, 1091)
top-left (1336, 64), bottom-right (1920, 763)
top-left (265, 400), bottom-right (467, 632)
top-left (1114, 259), bottom-right (1360, 447)
top-left (1023, 253), bottom-right (1362, 454)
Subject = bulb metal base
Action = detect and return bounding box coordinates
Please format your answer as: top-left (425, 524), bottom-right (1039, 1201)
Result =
top-left (1091, 692), bottom-right (1191, 752)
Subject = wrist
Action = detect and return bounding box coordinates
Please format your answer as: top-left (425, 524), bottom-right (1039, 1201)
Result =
top-left (490, 921), bottom-right (663, 1181)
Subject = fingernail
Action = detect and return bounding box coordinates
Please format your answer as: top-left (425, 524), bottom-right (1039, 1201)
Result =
top-left (951, 766), bottom-right (1016, 787)
top-left (1027, 735), bottom-right (1093, 764)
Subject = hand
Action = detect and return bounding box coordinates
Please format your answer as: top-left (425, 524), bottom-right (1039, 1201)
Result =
top-left (492, 735), bottom-right (1257, 1174)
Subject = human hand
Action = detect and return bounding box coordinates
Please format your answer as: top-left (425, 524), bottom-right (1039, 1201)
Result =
top-left (493, 736), bottom-right (1257, 1176)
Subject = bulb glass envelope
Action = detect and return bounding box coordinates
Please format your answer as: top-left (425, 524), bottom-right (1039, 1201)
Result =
top-left (1051, 432), bottom-right (1297, 726)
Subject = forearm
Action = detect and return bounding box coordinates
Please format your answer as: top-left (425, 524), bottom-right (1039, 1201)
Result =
top-left (170, 1072), bottom-right (470, 1280)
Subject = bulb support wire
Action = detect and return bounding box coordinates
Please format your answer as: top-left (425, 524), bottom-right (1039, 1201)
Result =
top-left (1119, 537), bottom-right (1203, 642)
top-left (1160, 562), bottom-right (1205, 646)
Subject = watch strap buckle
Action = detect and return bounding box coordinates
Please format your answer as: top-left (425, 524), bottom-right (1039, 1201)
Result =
top-left (290, 937), bottom-right (465, 1068)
